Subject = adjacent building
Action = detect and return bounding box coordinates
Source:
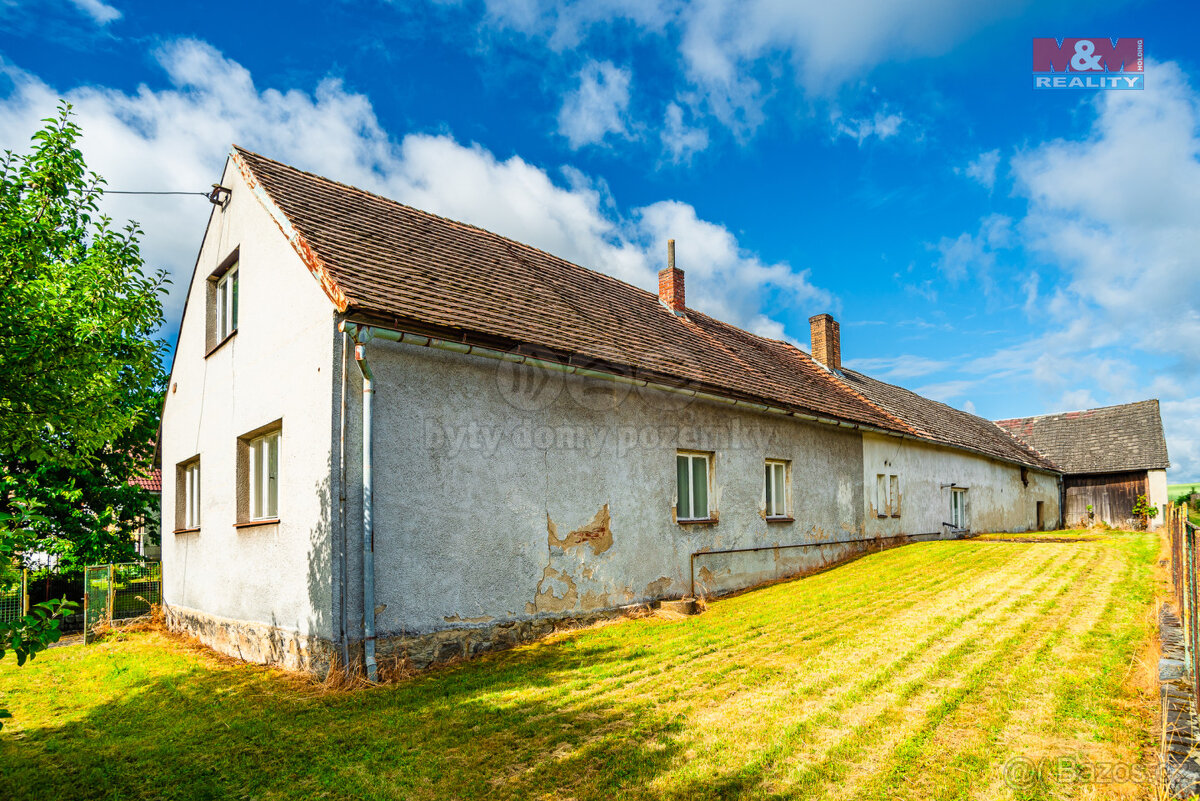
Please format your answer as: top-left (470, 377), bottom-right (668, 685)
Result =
top-left (996, 400), bottom-right (1170, 529)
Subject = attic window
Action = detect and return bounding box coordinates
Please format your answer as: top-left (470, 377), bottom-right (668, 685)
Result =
top-left (216, 264), bottom-right (238, 340)
top-left (206, 249), bottom-right (240, 355)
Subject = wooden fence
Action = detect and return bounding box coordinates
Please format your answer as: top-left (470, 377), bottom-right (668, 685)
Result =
top-left (1169, 502), bottom-right (1200, 710)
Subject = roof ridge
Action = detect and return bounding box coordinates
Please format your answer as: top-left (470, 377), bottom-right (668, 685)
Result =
top-left (994, 398), bottom-right (1160, 423)
top-left (784, 352), bottom-right (924, 438)
top-left (838, 367), bottom-right (1057, 470)
top-left (230, 144), bottom-right (670, 308)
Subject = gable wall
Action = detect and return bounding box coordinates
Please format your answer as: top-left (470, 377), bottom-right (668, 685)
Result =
top-left (159, 159), bottom-right (340, 665)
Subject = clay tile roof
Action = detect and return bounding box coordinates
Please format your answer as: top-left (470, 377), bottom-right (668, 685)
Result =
top-left (837, 369), bottom-right (1059, 471)
top-left (130, 468), bottom-right (161, 493)
top-left (995, 399), bottom-right (1169, 475)
top-left (230, 146), bottom-right (909, 433)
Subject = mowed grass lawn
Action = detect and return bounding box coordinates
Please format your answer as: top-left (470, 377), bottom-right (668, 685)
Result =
top-left (1, 532), bottom-right (1160, 800)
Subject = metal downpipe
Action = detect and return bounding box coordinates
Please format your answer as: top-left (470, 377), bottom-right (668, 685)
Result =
top-left (353, 337), bottom-right (378, 682)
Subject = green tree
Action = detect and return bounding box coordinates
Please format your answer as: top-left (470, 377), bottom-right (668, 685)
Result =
top-left (0, 104), bottom-right (167, 465)
top-left (0, 105), bottom-right (168, 728)
top-left (2, 401), bottom-right (161, 572)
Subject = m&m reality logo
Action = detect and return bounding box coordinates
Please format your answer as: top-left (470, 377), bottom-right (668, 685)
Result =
top-left (1032, 38), bottom-right (1144, 89)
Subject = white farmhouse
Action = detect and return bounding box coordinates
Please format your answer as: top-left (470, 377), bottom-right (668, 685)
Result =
top-left (162, 147), bottom-right (1071, 675)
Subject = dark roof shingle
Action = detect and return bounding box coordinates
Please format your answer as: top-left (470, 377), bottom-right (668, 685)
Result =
top-left (838, 369), bottom-right (1059, 471)
top-left (994, 400), bottom-right (1169, 474)
top-left (232, 146), bottom-right (906, 432)
top-left (230, 146), bottom-right (1056, 471)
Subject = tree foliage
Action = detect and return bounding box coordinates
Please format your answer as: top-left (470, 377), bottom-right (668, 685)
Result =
top-left (0, 104), bottom-right (168, 466)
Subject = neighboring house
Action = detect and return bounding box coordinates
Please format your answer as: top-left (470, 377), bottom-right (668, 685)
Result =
top-left (996, 401), bottom-right (1170, 529)
top-left (129, 467), bottom-right (162, 559)
top-left (161, 147), bottom-right (1061, 674)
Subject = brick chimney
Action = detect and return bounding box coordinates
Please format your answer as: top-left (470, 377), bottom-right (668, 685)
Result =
top-left (809, 313), bottom-right (841, 371)
top-left (658, 239), bottom-right (685, 314)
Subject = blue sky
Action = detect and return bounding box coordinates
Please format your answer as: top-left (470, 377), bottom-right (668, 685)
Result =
top-left (1, 0), bottom-right (1198, 478)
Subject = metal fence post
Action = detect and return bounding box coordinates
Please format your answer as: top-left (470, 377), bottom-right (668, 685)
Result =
top-left (106, 564), bottom-right (114, 623)
top-left (21, 568), bottom-right (28, 615)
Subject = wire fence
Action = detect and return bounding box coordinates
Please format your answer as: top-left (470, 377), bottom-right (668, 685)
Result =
top-left (83, 562), bottom-right (162, 644)
top-left (1168, 502), bottom-right (1199, 709)
top-left (0, 570), bottom-right (28, 624)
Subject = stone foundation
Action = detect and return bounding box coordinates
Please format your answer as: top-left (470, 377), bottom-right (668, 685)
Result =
top-left (164, 604), bottom-right (336, 674)
top-left (375, 604), bottom-right (647, 671)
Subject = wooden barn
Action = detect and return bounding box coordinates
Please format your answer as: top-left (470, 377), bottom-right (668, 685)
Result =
top-left (995, 400), bottom-right (1170, 529)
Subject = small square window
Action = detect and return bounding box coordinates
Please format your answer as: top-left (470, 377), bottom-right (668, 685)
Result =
top-left (676, 451), bottom-right (711, 521)
top-left (765, 460), bottom-right (789, 518)
top-left (175, 457), bottom-right (201, 530)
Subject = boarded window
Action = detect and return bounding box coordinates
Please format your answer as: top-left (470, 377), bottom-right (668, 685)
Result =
top-left (889, 475), bottom-right (901, 517)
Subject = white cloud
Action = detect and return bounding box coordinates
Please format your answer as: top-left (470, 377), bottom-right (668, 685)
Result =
top-left (844, 355), bottom-right (950, 380)
top-left (960, 148), bottom-right (1000, 190)
top-left (0, 39), bottom-right (829, 344)
top-left (929, 61), bottom-right (1200, 478)
top-left (831, 109), bottom-right (905, 145)
top-left (661, 101), bottom-right (709, 162)
top-left (932, 213), bottom-right (1012, 285)
top-left (483, 0), bottom-right (1031, 133)
top-left (67, 0), bottom-right (121, 25)
top-left (557, 60), bottom-right (632, 149)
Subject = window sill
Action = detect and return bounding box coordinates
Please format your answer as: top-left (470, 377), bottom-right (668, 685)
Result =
top-left (205, 330), bottom-right (238, 359)
top-left (677, 517), bottom-right (718, 526)
top-left (890, 514), bottom-right (901, 519)
top-left (173, 527), bottom-right (200, 535)
top-left (765, 516), bottom-right (794, 524)
top-left (876, 514), bottom-right (889, 519)
top-left (235, 518), bottom-right (280, 529)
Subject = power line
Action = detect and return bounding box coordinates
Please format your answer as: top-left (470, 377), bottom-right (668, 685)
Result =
top-left (104, 191), bottom-right (210, 196)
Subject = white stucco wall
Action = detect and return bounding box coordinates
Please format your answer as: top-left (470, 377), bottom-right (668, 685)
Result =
top-left (1148, 468), bottom-right (1168, 529)
top-left (160, 159), bottom-right (339, 645)
top-left (861, 432), bottom-right (1060, 537)
top-left (339, 339), bottom-right (874, 638)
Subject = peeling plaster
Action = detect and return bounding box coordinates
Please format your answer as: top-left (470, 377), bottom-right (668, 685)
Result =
top-left (548, 504), bottom-right (613, 555)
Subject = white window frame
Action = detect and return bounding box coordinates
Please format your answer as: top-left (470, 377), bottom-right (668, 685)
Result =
top-left (951, 487), bottom-right (968, 529)
top-left (215, 263), bottom-right (238, 341)
top-left (182, 461), bottom-right (201, 529)
top-left (248, 431), bottom-right (280, 521)
top-left (676, 451), bottom-right (712, 522)
top-left (765, 459), bottom-right (789, 519)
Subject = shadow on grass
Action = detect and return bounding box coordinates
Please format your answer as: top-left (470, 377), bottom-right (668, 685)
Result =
top-left (0, 633), bottom-right (714, 801)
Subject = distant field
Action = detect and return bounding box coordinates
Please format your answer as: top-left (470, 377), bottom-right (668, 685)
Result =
top-left (1169, 483), bottom-right (1200, 503)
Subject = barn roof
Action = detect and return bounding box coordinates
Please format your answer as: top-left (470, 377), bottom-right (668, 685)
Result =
top-left (230, 146), bottom-right (1057, 472)
top-left (994, 399), bottom-right (1169, 475)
